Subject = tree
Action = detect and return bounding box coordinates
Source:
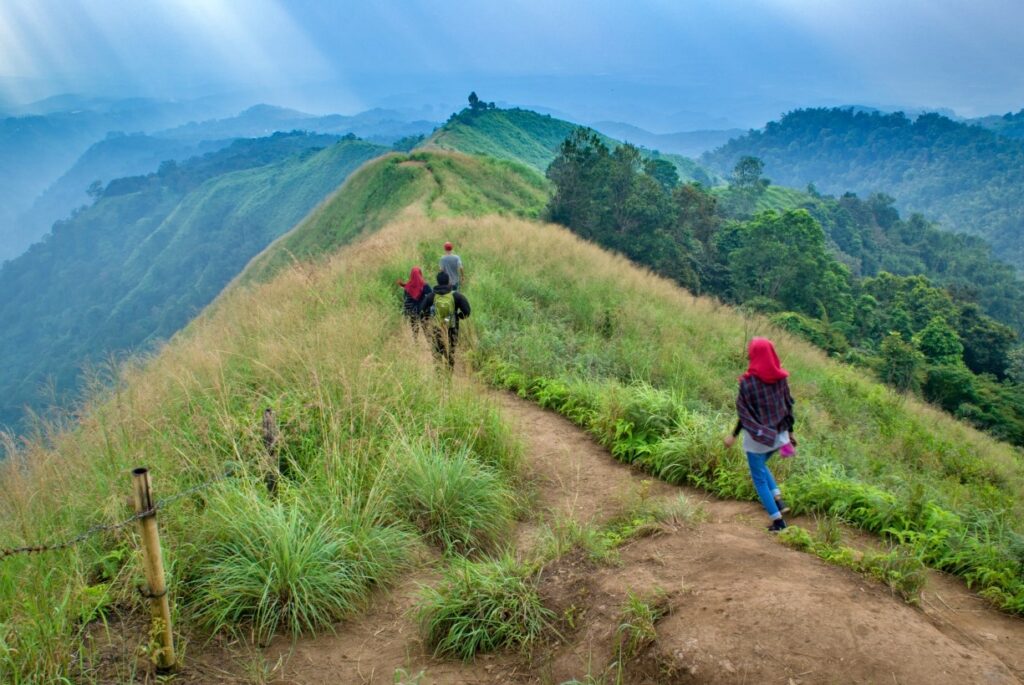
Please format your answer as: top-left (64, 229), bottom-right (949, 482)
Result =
top-left (880, 332), bottom-right (925, 393)
top-left (725, 209), bottom-right (853, 321)
top-left (913, 316), bottom-right (964, 365)
top-left (957, 303), bottom-right (1017, 378)
top-left (467, 91), bottom-right (493, 113)
top-left (86, 180), bottom-right (104, 200)
top-left (1006, 347), bottom-right (1024, 384)
top-left (731, 156), bottom-right (766, 189)
top-left (643, 158), bottom-right (679, 192)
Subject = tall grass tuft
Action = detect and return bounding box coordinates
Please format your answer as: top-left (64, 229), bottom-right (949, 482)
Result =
top-left (417, 555), bottom-right (554, 661)
top-left (393, 443), bottom-right (516, 555)
top-left (187, 480), bottom-right (412, 644)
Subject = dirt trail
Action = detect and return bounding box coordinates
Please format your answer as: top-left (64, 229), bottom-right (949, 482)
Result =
top-left (209, 391), bottom-right (1023, 685)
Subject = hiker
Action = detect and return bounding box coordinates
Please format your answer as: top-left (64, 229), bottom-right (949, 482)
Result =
top-left (397, 267), bottom-right (432, 339)
top-left (724, 337), bottom-right (796, 532)
top-left (420, 271), bottom-right (470, 368)
top-left (439, 241), bottom-right (465, 290)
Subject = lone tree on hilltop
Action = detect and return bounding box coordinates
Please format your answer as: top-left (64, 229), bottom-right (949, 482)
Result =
top-left (467, 91), bottom-right (495, 113)
top-left (731, 155), bottom-right (768, 189)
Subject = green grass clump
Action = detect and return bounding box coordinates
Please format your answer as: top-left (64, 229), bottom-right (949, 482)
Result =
top-left (393, 443), bottom-right (516, 555)
top-left (616, 589), bottom-right (669, 659)
top-left (779, 524), bottom-right (927, 603)
top-left (187, 480), bottom-right (413, 643)
top-left (417, 555), bottom-right (554, 661)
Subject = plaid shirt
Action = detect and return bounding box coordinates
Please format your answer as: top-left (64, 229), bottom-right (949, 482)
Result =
top-left (734, 376), bottom-right (795, 447)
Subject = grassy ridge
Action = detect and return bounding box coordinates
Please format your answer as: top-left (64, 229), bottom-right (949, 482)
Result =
top-left (242, 151), bottom-right (549, 284)
top-left (0, 208), bottom-right (530, 681)
top-left (4, 147), bottom-right (1024, 680)
top-left (427, 107), bottom-right (715, 184)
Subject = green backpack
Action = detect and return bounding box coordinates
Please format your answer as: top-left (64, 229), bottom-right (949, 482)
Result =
top-left (432, 291), bottom-right (457, 329)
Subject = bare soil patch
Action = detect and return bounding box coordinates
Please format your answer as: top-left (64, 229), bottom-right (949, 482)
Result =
top-left (84, 391), bottom-right (1024, 684)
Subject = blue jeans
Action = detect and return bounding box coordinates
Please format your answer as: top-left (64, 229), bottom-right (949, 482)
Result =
top-left (746, 451), bottom-right (782, 518)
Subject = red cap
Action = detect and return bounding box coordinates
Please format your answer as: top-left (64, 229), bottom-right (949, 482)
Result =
top-left (444, 241), bottom-right (453, 251)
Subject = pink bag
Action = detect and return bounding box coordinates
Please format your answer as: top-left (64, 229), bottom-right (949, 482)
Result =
top-left (779, 442), bottom-right (796, 458)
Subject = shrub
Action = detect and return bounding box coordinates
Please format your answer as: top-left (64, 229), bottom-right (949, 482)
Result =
top-left (417, 555), bottom-right (553, 661)
top-left (188, 482), bottom-right (411, 643)
top-left (393, 444), bottom-right (515, 554)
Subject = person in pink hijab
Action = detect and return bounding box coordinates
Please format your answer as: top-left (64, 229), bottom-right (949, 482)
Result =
top-left (396, 267), bottom-right (431, 339)
top-left (724, 337), bottom-right (797, 531)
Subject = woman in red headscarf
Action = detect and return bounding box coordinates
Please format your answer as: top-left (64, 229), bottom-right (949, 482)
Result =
top-left (724, 337), bottom-right (796, 531)
top-left (396, 267), bottom-right (431, 339)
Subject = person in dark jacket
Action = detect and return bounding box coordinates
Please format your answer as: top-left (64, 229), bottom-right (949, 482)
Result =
top-left (397, 267), bottom-right (432, 339)
top-left (420, 271), bottom-right (471, 368)
top-left (724, 337), bottom-right (796, 532)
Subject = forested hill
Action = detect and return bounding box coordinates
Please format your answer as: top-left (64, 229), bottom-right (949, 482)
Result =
top-left (0, 133), bottom-right (386, 431)
top-left (971, 109), bottom-right (1024, 140)
top-left (426, 101), bottom-right (716, 185)
top-left (702, 108), bottom-right (1024, 269)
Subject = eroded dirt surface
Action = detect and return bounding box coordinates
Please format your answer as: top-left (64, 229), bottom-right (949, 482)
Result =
top-left (251, 393), bottom-right (1024, 685)
top-left (92, 391), bottom-right (1024, 684)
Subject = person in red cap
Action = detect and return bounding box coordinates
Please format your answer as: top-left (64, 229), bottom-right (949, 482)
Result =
top-left (724, 337), bottom-right (797, 531)
top-left (439, 241), bottom-right (464, 290)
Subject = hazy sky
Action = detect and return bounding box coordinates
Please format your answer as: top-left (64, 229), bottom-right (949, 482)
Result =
top-left (2, 0), bottom-right (1023, 129)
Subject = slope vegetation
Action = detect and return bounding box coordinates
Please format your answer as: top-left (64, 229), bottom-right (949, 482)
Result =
top-left (1, 149), bottom-right (1022, 683)
top-left (16, 133), bottom-right (231, 252)
top-left (426, 105), bottom-right (715, 184)
top-left (703, 107), bottom-right (1024, 268)
top-left (0, 133), bottom-right (386, 431)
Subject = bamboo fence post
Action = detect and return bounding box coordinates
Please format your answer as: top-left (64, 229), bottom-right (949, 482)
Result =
top-left (131, 467), bottom-right (176, 671)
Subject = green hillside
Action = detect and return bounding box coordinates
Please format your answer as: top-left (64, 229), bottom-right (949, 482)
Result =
top-left (0, 99), bottom-right (232, 261)
top-left (3, 148), bottom-right (1024, 681)
top-left (702, 107), bottom-right (1024, 269)
top-left (426, 104), bottom-right (716, 185)
top-left (0, 133), bottom-right (386, 432)
top-left (243, 151), bottom-right (549, 284)
top-left (15, 133), bottom-right (230, 253)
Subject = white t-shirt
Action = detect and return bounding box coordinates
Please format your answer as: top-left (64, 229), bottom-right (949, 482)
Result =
top-left (743, 429), bottom-right (790, 454)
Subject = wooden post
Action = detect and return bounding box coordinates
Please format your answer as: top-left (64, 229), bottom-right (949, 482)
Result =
top-left (131, 467), bottom-right (175, 671)
top-left (262, 408), bottom-right (279, 495)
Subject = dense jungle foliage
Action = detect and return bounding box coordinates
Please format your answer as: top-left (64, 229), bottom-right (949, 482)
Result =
top-left (702, 107), bottom-right (1024, 269)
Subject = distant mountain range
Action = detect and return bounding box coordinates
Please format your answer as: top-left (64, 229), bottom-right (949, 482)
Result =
top-left (1, 100), bottom-right (440, 262)
top-left (589, 121), bottom-right (743, 158)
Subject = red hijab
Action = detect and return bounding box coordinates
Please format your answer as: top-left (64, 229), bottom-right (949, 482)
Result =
top-left (401, 267), bottom-right (426, 300)
top-left (742, 337), bottom-right (789, 383)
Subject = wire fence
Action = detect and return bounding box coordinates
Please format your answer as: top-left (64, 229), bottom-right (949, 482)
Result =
top-left (0, 473), bottom-right (231, 562)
